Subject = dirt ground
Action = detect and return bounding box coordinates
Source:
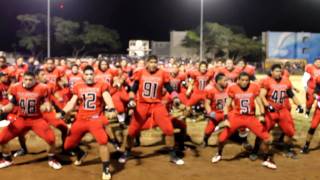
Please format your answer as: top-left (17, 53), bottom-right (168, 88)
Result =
top-left (0, 126), bottom-right (320, 180)
top-left (1, 75), bottom-right (320, 180)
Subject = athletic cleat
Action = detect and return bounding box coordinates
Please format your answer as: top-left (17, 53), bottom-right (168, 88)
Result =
top-left (286, 150), bottom-right (297, 159)
top-left (13, 149), bottom-right (27, 157)
top-left (74, 151), bottom-right (88, 166)
top-left (170, 154), bottom-right (185, 165)
top-left (300, 145), bottom-right (309, 154)
top-left (262, 160), bottom-right (277, 169)
top-left (102, 167), bottom-right (111, 180)
top-left (118, 151), bottom-right (131, 164)
top-left (249, 153), bottom-right (258, 161)
top-left (48, 159), bottom-right (62, 170)
top-left (0, 160), bottom-right (12, 169)
top-left (211, 154), bottom-right (222, 163)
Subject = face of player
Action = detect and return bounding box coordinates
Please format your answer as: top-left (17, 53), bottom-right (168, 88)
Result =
top-left (146, 59), bottom-right (158, 73)
top-left (23, 75), bottom-right (36, 89)
top-left (46, 60), bottom-right (55, 72)
top-left (54, 59), bottom-right (60, 66)
top-left (314, 59), bottom-right (320, 68)
top-left (237, 61), bottom-right (245, 68)
top-left (71, 66), bottom-right (79, 74)
top-left (100, 61), bottom-right (108, 71)
top-left (238, 75), bottom-right (250, 89)
top-left (171, 64), bottom-right (179, 75)
top-left (199, 64), bottom-right (207, 74)
top-left (0, 58), bottom-right (6, 68)
top-left (0, 74), bottom-right (9, 84)
top-left (226, 60), bottom-right (234, 70)
top-left (271, 67), bottom-right (282, 80)
top-left (60, 59), bottom-right (66, 66)
top-left (137, 60), bottom-right (145, 68)
top-left (120, 60), bottom-right (127, 68)
top-left (217, 76), bottom-right (227, 88)
top-left (83, 69), bottom-right (95, 85)
top-left (37, 71), bottom-right (47, 83)
top-left (16, 57), bottom-right (24, 67)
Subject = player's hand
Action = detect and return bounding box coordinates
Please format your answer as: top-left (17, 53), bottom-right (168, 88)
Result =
top-left (128, 109), bottom-right (134, 116)
top-left (257, 115), bottom-right (265, 123)
top-left (105, 108), bottom-right (117, 120)
top-left (206, 111), bottom-right (216, 119)
top-left (219, 120), bottom-right (230, 128)
top-left (173, 97), bottom-right (180, 107)
top-left (127, 99), bottom-right (136, 109)
top-left (266, 105), bottom-right (275, 112)
top-left (296, 105), bottom-right (304, 114)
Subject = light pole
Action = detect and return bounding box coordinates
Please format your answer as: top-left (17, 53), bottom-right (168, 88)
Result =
top-left (47, 0), bottom-right (51, 58)
top-left (200, 0), bottom-right (204, 61)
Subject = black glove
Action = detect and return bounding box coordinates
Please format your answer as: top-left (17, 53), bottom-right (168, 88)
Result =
top-left (266, 105), bottom-right (275, 112)
top-left (296, 105), bottom-right (304, 114)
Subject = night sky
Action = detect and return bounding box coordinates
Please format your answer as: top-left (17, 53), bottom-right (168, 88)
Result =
top-left (0, 0), bottom-right (320, 54)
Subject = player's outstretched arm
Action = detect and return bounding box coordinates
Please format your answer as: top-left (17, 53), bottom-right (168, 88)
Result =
top-left (0, 102), bottom-right (14, 115)
top-left (62, 95), bottom-right (78, 114)
top-left (102, 91), bottom-right (115, 109)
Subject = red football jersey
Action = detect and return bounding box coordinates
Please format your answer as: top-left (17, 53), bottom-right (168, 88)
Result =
top-left (189, 70), bottom-right (215, 91)
top-left (235, 65), bottom-right (256, 77)
top-left (94, 69), bottom-right (116, 84)
top-left (260, 76), bottom-right (292, 110)
top-left (9, 83), bottom-right (49, 117)
top-left (134, 68), bottom-right (170, 103)
top-left (72, 82), bottom-right (109, 119)
top-left (228, 83), bottom-right (260, 115)
top-left (45, 68), bottom-right (64, 84)
top-left (218, 67), bottom-right (239, 82)
top-left (169, 72), bottom-right (186, 92)
top-left (305, 64), bottom-right (320, 89)
top-left (67, 73), bottom-right (83, 88)
top-left (207, 85), bottom-right (228, 113)
top-left (0, 82), bottom-right (9, 105)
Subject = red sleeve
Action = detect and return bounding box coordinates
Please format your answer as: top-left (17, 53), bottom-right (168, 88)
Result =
top-left (305, 64), bottom-right (313, 74)
top-left (133, 69), bottom-right (142, 81)
top-left (102, 83), bottom-right (110, 92)
top-left (227, 85), bottom-right (235, 98)
top-left (260, 78), bottom-right (269, 90)
top-left (163, 71), bottom-right (170, 84)
top-left (253, 83), bottom-right (260, 96)
top-left (72, 84), bottom-right (79, 95)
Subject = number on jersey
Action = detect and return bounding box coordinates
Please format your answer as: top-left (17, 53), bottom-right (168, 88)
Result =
top-left (271, 90), bottom-right (286, 103)
top-left (82, 93), bottom-right (96, 110)
top-left (19, 99), bottom-right (36, 114)
top-left (143, 82), bottom-right (158, 98)
top-left (240, 99), bottom-right (250, 114)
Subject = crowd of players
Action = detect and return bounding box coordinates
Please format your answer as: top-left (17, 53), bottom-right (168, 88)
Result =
top-left (0, 55), bottom-right (320, 180)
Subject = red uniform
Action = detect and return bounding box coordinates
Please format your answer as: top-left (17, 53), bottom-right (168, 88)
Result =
top-left (183, 70), bottom-right (214, 107)
top-left (217, 67), bottom-right (239, 83)
top-left (0, 83), bottom-right (55, 145)
top-left (94, 69), bottom-right (117, 84)
top-left (204, 85), bottom-right (228, 136)
top-left (218, 83), bottom-right (270, 143)
top-left (67, 72), bottom-right (83, 88)
top-left (128, 68), bottom-right (174, 137)
top-left (64, 81), bottom-right (110, 150)
top-left (235, 65), bottom-right (256, 79)
top-left (309, 76), bottom-right (320, 129)
top-left (45, 68), bottom-right (64, 84)
top-left (260, 76), bottom-right (295, 137)
top-left (305, 64), bottom-right (320, 109)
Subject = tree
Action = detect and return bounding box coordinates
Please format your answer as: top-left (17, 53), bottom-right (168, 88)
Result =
top-left (16, 14), bottom-right (121, 57)
top-left (79, 22), bottom-right (121, 56)
top-left (182, 22), bottom-right (262, 60)
top-left (16, 14), bottom-right (46, 56)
